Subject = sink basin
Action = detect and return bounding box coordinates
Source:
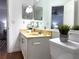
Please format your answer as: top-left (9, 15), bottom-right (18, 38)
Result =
top-left (28, 32), bottom-right (39, 35)
top-left (50, 38), bottom-right (79, 48)
top-left (64, 40), bottom-right (79, 49)
top-left (20, 29), bottom-right (52, 38)
top-left (50, 38), bottom-right (79, 53)
top-left (50, 38), bottom-right (79, 59)
top-left (26, 30), bottom-right (39, 35)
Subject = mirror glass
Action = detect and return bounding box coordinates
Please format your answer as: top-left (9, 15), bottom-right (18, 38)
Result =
top-left (34, 6), bottom-right (43, 20)
top-left (22, 5), bottom-right (43, 20)
top-left (22, 5), bottom-right (34, 19)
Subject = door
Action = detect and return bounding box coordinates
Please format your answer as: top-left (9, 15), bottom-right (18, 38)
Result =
top-left (0, 0), bottom-right (7, 52)
top-left (64, 0), bottom-right (75, 26)
top-left (0, 0), bottom-right (7, 40)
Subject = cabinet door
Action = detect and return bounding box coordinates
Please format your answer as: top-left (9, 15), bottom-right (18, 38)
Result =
top-left (27, 38), bottom-right (50, 59)
top-left (20, 34), bottom-right (27, 59)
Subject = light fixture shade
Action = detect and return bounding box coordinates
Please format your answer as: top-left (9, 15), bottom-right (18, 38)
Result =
top-left (25, 5), bottom-right (33, 13)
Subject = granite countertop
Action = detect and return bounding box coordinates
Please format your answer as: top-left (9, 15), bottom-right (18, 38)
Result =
top-left (20, 29), bottom-right (52, 39)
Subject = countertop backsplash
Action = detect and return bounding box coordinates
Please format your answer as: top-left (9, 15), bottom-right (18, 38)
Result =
top-left (20, 20), bottom-right (45, 29)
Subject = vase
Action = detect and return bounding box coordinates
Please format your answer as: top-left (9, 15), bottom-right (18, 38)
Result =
top-left (60, 34), bottom-right (69, 42)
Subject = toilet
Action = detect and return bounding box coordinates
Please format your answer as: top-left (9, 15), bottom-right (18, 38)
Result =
top-left (49, 38), bottom-right (79, 59)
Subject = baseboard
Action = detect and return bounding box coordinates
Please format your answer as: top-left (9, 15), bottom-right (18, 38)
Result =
top-left (7, 51), bottom-right (24, 59)
top-left (7, 48), bottom-right (21, 53)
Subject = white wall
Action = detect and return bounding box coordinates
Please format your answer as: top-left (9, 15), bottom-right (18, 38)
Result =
top-left (22, 0), bottom-right (33, 6)
top-left (7, 0), bottom-right (34, 53)
top-left (7, 0), bottom-right (22, 53)
top-left (37, 0), bottom-right (70, 29)
top-left (74, 0), bottom-right (78, 25)
top-left (64, 0), bottom-right (75, 26)
top-left (77, 0), bottom-right (79, 25)
top-left (20, 20), bottom-right (32, 29)
top-left (39, 0), bottom-right (79, 28)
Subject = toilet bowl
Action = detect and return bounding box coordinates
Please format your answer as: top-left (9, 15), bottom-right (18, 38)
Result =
top-left (49, 38), bottom-right (79, 59)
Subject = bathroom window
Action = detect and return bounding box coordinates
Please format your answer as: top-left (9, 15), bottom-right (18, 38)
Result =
top-left (51, 6), bottom-right (64, 29)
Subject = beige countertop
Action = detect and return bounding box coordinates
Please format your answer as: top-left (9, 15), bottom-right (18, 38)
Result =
top-left (20, 29), bottom-right (52, 39)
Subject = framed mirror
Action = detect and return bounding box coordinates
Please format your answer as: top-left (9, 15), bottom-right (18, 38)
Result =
top-left (22, 5), bottom-right (43, 20)
top-left (22, 5), bottom-right (34, 19)
top-left (34, 6), bottom-right (43, 20)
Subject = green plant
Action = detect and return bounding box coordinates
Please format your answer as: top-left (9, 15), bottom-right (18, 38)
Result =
top-left (72, 25), bottom-right (79, 30)
top-left (58, 25), bottom-right (70, 35)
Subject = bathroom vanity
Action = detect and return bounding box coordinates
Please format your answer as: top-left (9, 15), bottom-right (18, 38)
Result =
top-left (19, 29), bottom-right (52, 59)
top-left (50, 38), bottom-right (79, 59)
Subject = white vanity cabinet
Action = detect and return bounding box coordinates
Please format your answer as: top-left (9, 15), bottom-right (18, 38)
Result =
top-left (20, 33), bottom-right (51, 59)
top-left (20, 33), bottom-right (27, 59)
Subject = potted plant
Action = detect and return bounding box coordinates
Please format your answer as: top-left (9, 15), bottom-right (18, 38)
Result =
top-left (58, 25), bottom-right (70, 42)
top-left (69, 25), bottom-right (79, 42)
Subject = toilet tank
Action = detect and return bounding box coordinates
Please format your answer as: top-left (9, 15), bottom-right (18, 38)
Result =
top-left (49, 38), bottom-right (79, 59)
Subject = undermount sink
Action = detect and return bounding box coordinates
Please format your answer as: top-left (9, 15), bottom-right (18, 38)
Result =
top-left (50, 38), bottom-right (79, 53)
top-left (64, 40), bottom-right (79, 49)
top-left (26, 31), bottom-right (42, 36)
top-left (20, 29), bottom-right (52, 38)
top-left (28, 32), bottom-right (39, 35)
top-left (50, 38), bottom-right (79, 59)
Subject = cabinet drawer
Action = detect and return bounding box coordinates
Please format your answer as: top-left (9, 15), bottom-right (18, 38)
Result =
top-left (27, 38), bottom-right (50, 59)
